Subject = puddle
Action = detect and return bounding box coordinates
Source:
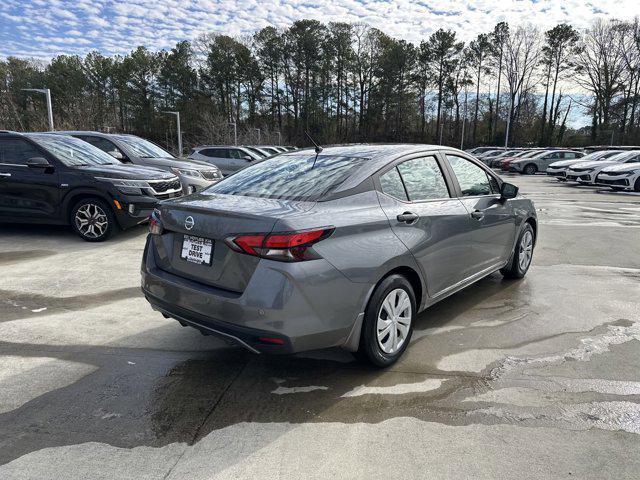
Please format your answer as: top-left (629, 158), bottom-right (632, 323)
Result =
top-left (341, 378), bottom-right (444, 397)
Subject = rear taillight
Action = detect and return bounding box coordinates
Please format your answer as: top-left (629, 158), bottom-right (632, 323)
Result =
top-left (226, 227), bottom-right (334, 262)
top-left (149, 209), bottom-right (163, 235)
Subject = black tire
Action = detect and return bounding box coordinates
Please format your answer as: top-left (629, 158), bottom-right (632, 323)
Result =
top-left (501, 223), bottom-right (535, 279)
top-left (523, 164), bottom-right (538, 175)
top-left (358, 274), bottom-right (416, 368)
top-left (70, 197), bottom-right (117, 242)
top-left (634, 177), bottom-right (640, 192)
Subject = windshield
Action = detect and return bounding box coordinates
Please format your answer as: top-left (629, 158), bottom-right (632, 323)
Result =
top-left (113, 135), bottom-right (174, 159)
top-left (206, 154), bottom-right (367, 201)
top-left (28, 134), bottom-right (119, 166)
top-left (608, 151), bottom-right (640, 162)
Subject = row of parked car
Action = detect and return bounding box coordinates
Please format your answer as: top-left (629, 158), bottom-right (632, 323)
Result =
top-left (468, 146), bottom-right (640, 192)
top-left (0, 129), bottom-right (292, 241)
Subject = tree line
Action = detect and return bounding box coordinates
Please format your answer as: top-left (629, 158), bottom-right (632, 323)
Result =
top-left (1, 18), bottom-right (639, 153)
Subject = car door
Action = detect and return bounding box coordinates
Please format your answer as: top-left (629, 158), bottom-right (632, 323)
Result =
top-left (538, 151), bottom-right (562, 170)
top-left (443, 153), bottom-right (517, 274)
top-left (227, 148), bottom-right (253, 172)
top-left (0, 137), bottom-right (61, 220)
top-left (376, 154), bottom-right (478, 297)
top-left (75, 135), bottom-right (131, 163)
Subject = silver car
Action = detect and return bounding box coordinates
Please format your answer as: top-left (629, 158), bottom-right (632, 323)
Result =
top-left (141, 145), bottom-right (537, 367)
top-left (189, 145), bottom-right (263, 174)
top-left (59, 131), bottom-right (222, 194)
top-left (509, 149), bottom-right (584, 174)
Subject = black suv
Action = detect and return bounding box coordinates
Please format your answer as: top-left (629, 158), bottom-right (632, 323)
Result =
top-left (0, 131), bottom-right (183, 241)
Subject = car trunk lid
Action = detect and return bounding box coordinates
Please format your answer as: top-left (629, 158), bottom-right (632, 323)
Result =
top-left (151, 192), bottom-right (315, 292)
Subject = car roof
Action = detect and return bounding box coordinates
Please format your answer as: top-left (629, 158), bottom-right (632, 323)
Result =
top-left (276, 144), bottom-right (475, 192)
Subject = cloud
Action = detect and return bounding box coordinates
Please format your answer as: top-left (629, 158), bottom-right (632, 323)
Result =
top-left (1, 0), bottom-right (639, 60)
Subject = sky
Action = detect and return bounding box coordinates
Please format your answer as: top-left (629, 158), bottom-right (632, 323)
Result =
top-left (1, 0), bottom-right (640, 60)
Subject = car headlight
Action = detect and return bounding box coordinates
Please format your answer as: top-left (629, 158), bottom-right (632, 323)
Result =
top-left (95, 177), bottom-right (151, 195)
top-left (171, 167), bottom-right (203, 178)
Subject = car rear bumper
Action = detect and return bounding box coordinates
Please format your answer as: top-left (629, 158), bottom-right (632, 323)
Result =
top-left (140, 236), bottom-right (370, 354)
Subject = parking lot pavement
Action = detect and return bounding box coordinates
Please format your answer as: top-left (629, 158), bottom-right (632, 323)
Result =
top-left (1, 175), bottom-right (639, 479)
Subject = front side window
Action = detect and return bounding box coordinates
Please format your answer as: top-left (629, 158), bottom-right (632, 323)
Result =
top-left (396, 157), bottom-right (450, 201)
top-left (446, 155), bottom-right (492, 197)
top-left (0, 139), bottom-right (43, 165)
top-left (206, 154), bottom-right (366, 201)
top-left (380, 167), bottom-right (408, 201)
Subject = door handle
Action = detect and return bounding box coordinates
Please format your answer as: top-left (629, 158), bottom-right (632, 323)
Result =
top-left (0, 173), bottom-right (11, 177)
top-left (397, 211), bottom-right (419, 224)
top-left (470, 210), bottom-right (484, 220)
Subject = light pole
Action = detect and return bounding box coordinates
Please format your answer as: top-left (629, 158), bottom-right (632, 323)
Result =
top-left (162, 111), bottom-right (182, 156)
top-left (439, 124), bottom-right (444, 146)
top-left (275, 131), bottom-right (282, 146)
top-left (255, 128), bottom-right (261, 143)
top-left (22, 88), bottom-right (54, 131)
top-left (228, 122), bottom-right (237, 145)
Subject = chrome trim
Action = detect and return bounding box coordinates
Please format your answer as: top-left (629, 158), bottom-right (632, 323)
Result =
top-left (0, 173), bottom-right (11, 177)
top-left (0, 163), bottom-right (27, 168)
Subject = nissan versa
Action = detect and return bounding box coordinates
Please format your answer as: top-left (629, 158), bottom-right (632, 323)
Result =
top-left (0, 131), bottom-right (182, 241)
top-left (141, 145), bottom-right (537, 366)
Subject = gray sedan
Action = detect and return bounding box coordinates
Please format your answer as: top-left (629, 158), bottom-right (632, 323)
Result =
top-left (142, 145), bottom-right (537, 367)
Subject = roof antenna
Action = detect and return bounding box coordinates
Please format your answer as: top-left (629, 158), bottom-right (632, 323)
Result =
top-left (305, 131), bottom-right (323, 155)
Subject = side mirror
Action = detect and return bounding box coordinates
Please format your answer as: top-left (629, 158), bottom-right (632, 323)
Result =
top-left (109, 150), bottom-right (124, 160)
top-left (243, 155), bottom-right (253, 161)
top-left (26, 157), bottom-right (52, 169)
top-left (500, 182), bottom-right (519, 200)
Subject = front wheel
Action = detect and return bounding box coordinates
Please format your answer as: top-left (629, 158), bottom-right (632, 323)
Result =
top-left (70, 198), bottom-right (117, 242)
top-left (634, 177), bottom-right (640, 192)
top-left (501, 223), bottom-right (535, 279)
top-left (359, 275), bottom-right (416, 368)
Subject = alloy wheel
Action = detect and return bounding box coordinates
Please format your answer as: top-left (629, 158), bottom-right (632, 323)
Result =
top-left (377, 288), bottom-right (412, 354)
top-left (75, 203), bottom-right (109, 239)
top-left (518, 230), bottom-right (533, 272)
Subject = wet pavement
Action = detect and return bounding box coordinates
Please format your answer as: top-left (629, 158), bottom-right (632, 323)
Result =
top-left (0, 175), bottom-right (639, 479)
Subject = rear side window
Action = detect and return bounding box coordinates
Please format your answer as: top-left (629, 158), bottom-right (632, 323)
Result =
top-left (380, 167), bottom-right (408, 201)
top-left (200, 148), bottom-right (226, 158)
top-left (446, 155), bottom-right (492, 196)
top-left (397, 157), bottom-right (450, 201)
top-left (206, 154), bottom-right (366, 201)
top-left (0, 138), bottom-right (43, 165)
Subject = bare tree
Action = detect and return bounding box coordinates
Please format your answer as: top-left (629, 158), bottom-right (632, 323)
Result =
top-left (503, 25), bottom-right (541, 146)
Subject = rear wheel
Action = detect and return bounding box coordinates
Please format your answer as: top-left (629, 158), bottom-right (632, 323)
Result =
top-left (359, 274), bottom-right (416, 368)
top-left (501, 223), bottom-right (535, 279)
top-left (70, 198), bottom-right (117, 242)
top-left (523, 164), bottom-right (538, 175)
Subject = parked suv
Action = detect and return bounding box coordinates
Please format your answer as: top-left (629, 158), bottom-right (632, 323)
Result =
top-left (142, 145), bottom-right (536, 367)
top-left (58, 131), bottom-right (222, 194)
top-left (0, 132), bottom-right (182, 241)
top-left (189, 146), bottom-right (263, 175)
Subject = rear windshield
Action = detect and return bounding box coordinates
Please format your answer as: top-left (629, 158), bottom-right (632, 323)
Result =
top-left (206, 154), bottom-right (366, 201)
